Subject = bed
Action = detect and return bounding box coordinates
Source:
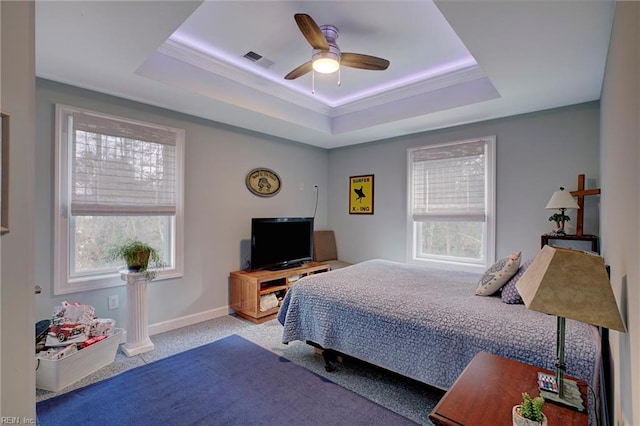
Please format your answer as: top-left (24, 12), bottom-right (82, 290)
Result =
top-left (277, 259), bottom-right (600, 421)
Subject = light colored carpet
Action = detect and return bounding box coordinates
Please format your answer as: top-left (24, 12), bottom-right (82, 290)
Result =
top-left (37, 315), bottom-right (442, 425)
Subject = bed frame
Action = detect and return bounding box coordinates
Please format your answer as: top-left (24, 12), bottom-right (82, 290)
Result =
top-left (278, 259), bottom-right (601, 424)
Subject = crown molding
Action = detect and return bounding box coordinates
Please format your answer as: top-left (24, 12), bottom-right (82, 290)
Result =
top-left (158, 39), bottom-right (488, 120)
top-left (158, 39), bottom-right (331, 115)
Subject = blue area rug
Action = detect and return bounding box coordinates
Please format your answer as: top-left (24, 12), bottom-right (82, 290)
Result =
top-left (37, 334), bottom-right (417, 425)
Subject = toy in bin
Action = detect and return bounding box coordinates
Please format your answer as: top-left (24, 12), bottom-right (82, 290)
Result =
top-left (37, 343), bottom-right (78, 361)
top-left (82, 335), bottom-right (107, 348)
top-left (45, 301), bottom-right (94, 347)
top-left (90, 318), bottom-right (116, 337)
top-left (35, 319), bottom-right (51, 352)
top-left (49, 320), bottom-right (86, 343)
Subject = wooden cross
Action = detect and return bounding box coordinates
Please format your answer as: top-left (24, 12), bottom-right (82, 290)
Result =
top-left (570, 174), bottom-right (600, 237)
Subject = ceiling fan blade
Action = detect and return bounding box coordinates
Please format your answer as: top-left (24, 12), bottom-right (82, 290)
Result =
top-left (340, 53), bottom-right (390, 71)
top-left (285, 61), bottom-right (313, 80)
top-left (294, 13), bottom-right (329, 51)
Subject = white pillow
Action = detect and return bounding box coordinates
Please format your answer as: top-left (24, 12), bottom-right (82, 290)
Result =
top-left (475, 251), bottom-right (521, 296)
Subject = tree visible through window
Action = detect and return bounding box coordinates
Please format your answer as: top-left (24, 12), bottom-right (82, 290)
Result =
top-left (72, 216), bottom-right (170, 276)
top-left (418, 221), bottom-right (483, 259)
top-left (408, 137), bottom-right (495, 270)
top-left (55, 104), bottom-right (184, 294)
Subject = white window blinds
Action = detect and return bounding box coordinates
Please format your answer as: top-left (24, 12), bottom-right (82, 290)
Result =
top-left (68, 109), bottom-right (182, 216)
top-left (410, 140), bottom-right (487, 222)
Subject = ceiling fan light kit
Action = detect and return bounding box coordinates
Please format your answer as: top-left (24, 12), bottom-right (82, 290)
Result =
top-left (312, 25), bottom-right (340, 74)
top-left (312, 49), bottom-right (340, 74)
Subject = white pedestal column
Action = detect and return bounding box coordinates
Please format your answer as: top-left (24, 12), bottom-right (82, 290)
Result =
top-left (120, 272), bottom-right (155, 357)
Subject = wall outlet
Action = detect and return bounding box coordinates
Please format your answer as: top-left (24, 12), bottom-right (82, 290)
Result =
top-left (108, 295), bottom-right (119, 310)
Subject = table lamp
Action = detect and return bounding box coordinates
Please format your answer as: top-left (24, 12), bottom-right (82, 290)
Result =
top-left (546, 187), bottom-right (579, 234)
top-left (516, 246), bottom-right (625, 410)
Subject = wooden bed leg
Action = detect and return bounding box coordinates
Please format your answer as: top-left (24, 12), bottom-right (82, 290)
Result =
top-left (322, 349), bottom-right (337, 372)
top-left (309, 342), bottom-right (341, 372)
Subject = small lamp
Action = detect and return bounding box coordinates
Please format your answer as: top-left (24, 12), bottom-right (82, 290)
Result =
top-left (546, 187), bottom-right (580, 234)
top-left (516, 246), bottom-right (626, 410)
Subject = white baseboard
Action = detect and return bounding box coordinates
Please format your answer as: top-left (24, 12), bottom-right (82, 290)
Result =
top-left (147, 306), bottom-right (231, 336)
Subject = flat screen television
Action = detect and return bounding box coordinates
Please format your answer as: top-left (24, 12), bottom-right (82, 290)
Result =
top-left (250, 217), bottom-right (314, 270)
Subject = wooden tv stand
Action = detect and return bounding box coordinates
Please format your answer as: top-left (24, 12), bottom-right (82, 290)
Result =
top-left (230, 262), bottom-right (330, 323)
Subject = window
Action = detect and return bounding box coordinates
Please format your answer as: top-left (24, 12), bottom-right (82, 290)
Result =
top-left (407, 137), bottom-right (495, 271)
top-left (54, 105), bottom-right (184, 294)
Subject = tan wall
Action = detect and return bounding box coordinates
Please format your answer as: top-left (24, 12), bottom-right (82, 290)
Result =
top-left (0, 0), bottom-right (37, 419)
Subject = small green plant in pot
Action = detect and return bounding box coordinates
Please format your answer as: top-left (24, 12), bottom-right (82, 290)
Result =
top-left (108, 240), bottom-right (165, 280)
top-left (512, 393), bottom-right (547, 426)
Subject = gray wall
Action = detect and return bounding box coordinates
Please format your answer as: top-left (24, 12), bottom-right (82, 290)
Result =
top-left (35, 79), bottom-right (329, 330)
top-left (3, 4), bottom-right (635, 424)
top-left (327, 102), bottom-right (601, 265)
top-left (1, 0), bottom-right (37, 418)
top-left (600, 2), bottom-right (640, 424)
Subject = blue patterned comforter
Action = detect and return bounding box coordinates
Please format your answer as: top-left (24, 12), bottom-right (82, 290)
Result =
top-left (278, 259), bottom-right (599, 412)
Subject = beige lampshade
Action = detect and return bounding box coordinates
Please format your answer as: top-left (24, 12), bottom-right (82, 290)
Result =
top-left (516, 245), bottom-right (625, 332)
top-left (546, 187), bottom-right (580, 210)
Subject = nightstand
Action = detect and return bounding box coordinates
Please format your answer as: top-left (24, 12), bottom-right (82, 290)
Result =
top-left (541, 234), bottom-right (599, 253)
top-left (429, 352), bottom-right (588, 426)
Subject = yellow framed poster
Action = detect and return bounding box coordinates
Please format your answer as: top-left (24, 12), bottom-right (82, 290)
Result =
top-left (349, 175), bottom-right (374, 215)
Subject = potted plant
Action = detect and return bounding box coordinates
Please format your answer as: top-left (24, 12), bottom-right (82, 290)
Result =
top-left (512, 393), bottom-right (547, 426)
top-left (107, 240), bottom-right (165, 280)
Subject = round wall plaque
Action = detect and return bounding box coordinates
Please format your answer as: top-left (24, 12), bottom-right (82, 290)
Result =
top-left (245, 168), bottom-right (281, 197)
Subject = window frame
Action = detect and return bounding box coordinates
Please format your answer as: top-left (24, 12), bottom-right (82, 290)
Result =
top-left (406, 136), bottom-right (496, 272)
top-left (54, 104), bottom-right (184, 295)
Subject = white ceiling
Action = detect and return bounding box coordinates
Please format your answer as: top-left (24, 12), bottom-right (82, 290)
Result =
top-left (35, 1), bottom-right (615, 149)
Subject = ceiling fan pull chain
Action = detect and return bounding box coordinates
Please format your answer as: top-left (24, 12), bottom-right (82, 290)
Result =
top-left (338, 67), bottom-right (341, 86)
top-left (312, 70), bottom-right (315, 94)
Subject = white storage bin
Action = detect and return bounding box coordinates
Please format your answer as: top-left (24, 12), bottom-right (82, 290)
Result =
top-left (36, 328), bottom-right (124, 392)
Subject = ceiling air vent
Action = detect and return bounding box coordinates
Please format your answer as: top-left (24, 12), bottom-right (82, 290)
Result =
top-left (242, 51), bottom-right (274, 69)
top-left (243, 51), bottom-right (262, 62)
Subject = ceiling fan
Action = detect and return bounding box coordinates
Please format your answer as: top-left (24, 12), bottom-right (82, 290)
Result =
top-left (285, 13), bottom-right (390, 81)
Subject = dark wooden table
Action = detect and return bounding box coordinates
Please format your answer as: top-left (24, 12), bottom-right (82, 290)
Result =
top-left (540, 234), bottom-right (599, 253)
top-left (429, 351), bottom-right (589, 426)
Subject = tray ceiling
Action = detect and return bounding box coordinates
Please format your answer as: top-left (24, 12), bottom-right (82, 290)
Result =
top-left (36, 1), bottom-right (614, 148)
